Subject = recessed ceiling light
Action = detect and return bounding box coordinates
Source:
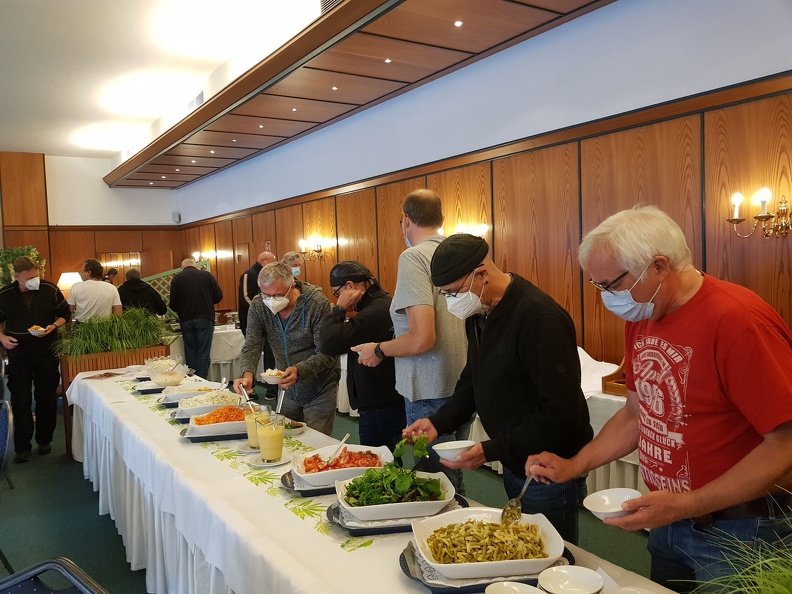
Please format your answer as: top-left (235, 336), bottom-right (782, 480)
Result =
top-left (232, 139), bottom-right (237, 142)
top-left (331, 86), bottom-right (338, 91)
top-left (454, 20), bottom-right (463, 27)
top-left (210, 150), bottom-right (215, 154)
top-left (175, 168), bottom-right (180, 172)
top-left (291, 108), bottom-right (297, 112)
top-left (259, 124), bottom-right (264, 128)
top-left (384, 58), bottom-right (392, 63)
top-left (191, 160), bottom-right (196, 163)
top-left (161, 176), bottom-right (166, 179)
top-left (149, 182), bottom-right (154, 185)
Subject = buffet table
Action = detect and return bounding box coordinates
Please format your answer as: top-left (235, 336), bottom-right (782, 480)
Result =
top-left (167, 325), bottom-right (245, 383)
top-left (68, 372), bottom-right (668, 594)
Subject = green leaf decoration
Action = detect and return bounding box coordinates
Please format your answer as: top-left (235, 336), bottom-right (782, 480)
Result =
top-left (286, 499), bottom-right (326, 519)
top-left (341, 538), bottom-right (374, 552)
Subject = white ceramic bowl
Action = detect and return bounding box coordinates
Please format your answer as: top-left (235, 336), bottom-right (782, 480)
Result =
top-left (259, 371), bottom-right (285, 384)
top-left (537, 566), bottom-right (604, 594)
top-left (150, 364), bottom-right (189, 387)
top-left (291, 444), bottom-right (393, 487)
top-left (432, 440), bottom-right (475, 461)
top-left (335, 470), bottom-right (454, 521)
top-left (583, 488), bottom-right (642, 520)
top-left (284, 420), bottom-right (305, 437)
top-left (486, 583), bottom-right (543, 594)
top-left (411, 507), bottom-right (563, 580)
top-left (28, 327), bottom-right (46, 337)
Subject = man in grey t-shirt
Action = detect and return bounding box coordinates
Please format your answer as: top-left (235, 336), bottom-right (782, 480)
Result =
top-left (354, 189), bottom-right (467, 491)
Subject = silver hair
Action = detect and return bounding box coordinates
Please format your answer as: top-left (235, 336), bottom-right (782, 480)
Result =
top-left (578, 205), bottom-right (692, 275)
top-left (181, 257), bottom-right (196, 268)
top-left (281, 251), bottom-right (301, 266)
top-left (258, 261), bottom-right (294, 287)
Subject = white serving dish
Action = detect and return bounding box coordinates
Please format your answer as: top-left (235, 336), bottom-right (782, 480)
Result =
top-left (291, 444), bottom-right (393, 487)
top-left (150, 364), bottom-right (189, 387)
top-left (537, 566), bottom-right (604, 594)
top-left (174, 402), bottom-right (234, 419)
top-left (411, 507), bottom-right (563, 580)
top-left (125, 364), bottom-right (145, 373)
top-left (284, 421), bottom-right (305, 437)
top-left (335, 470), bottom-right (454, 521)
top-left (159, 383), bottom-right (222, 404)
top-left (186, 413), bottom-right (246, 436)
top-left (583, 488), bottom-right (641, 520)
top-left (259, 371), bottom-right (285, 385)
top-left (432, 440), bottom-right (475, 461)
top-left (486, 583), bottom-right (543, 594)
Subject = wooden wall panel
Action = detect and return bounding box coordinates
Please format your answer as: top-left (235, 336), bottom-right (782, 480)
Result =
top-left (141, 229), bottom-right (184, 271)
top-left (232, 216), bottom-right (253, 245)
top-left (49, 230), bottom-right (96, 290)
top-left (336, 188), bottom-right (378, 279)
top-left (427, 163), bottom-right (493, 247)
top-left (251, 211), bottom-right (277, 255)
top-left (704, 95), bottom-right (792, 326)
top-left (375, 177), bottom-right (426, 294)
top-left (182, 227), bottom-right (201, 264)
top-left (3, 229), bottom-right (51, 281)
top-left (302, 197), bottom-right (337, 297)
top-left (94, 230), bottom-right (142, 253)
top-left (198, 224), bottom-right (218, 280)
top-left (0, 152), bottom-right (47, 226)
top-left (274, 204), bottom-right (304, 279)
top-left (493, 143), bottom-right (582, 341)
top-left (580, 116), bottom-right (702, 362)
top-left (214, 220), bottom-right (236, 311)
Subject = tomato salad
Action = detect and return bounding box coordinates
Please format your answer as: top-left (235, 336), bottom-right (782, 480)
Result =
top-left (302, 447), bottom-right (381, 473)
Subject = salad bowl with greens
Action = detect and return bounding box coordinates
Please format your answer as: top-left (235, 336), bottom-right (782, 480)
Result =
top-left (336, 464), bottom-right (455, 521)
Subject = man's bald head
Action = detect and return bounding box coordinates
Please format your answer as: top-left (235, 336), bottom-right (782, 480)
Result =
top-left (258, 251), bottom-right (276, 266)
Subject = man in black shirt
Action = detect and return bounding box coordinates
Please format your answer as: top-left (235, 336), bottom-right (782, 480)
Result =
top-left (118, 268), bottom-right (167, 315)
top-left (0, 256), bottom-right (70, 462)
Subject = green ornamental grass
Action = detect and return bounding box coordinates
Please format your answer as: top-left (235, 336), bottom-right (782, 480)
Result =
top-left (57, 308), bottom-right (165, 356)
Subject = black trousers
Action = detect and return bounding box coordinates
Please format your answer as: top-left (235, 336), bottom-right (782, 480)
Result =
top-left (6, 339), bottom-right (61, 453)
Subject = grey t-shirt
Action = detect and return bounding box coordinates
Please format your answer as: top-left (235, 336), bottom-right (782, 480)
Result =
top-left (390, 235), bottom-right (467, 402)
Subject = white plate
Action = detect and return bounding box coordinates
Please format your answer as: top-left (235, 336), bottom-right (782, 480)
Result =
top-left (125, 364), bottom-right (145, 373)
top-left (292, 444), bottom-right (394, 487)
top-left (538, 566), bottom-right (604, 594)
top-left (486, 583), bottom-right (543, 594)
top-left (236, 445), bottom-right (259, 454)
top-left (336, 471), bottom-right (455, 521)
top-left (411, 507), bottom-right (563, 580)
top-left (246, 454), bottom-right (290, 468)
top-left (284, 424), bottom-right (305, 437)
top-left (28, 328), bottom-right (46, 337)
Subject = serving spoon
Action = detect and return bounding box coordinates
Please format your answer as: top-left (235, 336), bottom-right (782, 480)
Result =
top-left (501, 471), bottom-right (533, 525)
top-left (324, 433), bottom-right (350, 467)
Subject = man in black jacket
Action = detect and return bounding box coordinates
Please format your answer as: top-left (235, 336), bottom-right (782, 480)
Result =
top-left (118, 268), bottom-right (167, 315)
top-left (169, 258), bottom-right (223, 379)
top-left (317, 261), bottom-right (405, 451)
top-left (0, 256), bottom-right (71, 462)
top-left (403, 235), bottom-right (593, 544)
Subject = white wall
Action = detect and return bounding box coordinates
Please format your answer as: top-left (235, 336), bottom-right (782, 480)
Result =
top-left (46, 0), bottom-right (792, 226)
top-left (46, 155), bottom-right (176, 225)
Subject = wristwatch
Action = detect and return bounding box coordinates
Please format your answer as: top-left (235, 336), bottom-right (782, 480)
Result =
top-left (374, 343), bottom-right (385, 360)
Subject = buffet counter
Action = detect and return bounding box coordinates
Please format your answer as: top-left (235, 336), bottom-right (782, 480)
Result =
top-left (166, 325), bottom-right (245, 383)
top-left (68, 372), bottom-right (665, 594)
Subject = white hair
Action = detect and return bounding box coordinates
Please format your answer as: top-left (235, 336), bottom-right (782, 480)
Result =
top-left (181, 257), bottom-right (196, 268)
top-left (258, 262), bottom-right (294, 287)
top-left (579, 205), bottom-right (692, 275)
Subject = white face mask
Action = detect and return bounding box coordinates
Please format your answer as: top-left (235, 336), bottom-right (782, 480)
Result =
top-left (445, 276), bottom-right (485, 320)
top-left (24, 277), bottom-right (41, 291)
top-left (601, 264), bottom-right (661, 322)
top-left (291, 267), bottom-right (301, 277)
top-left (262, 286), bottom-right (292, 314)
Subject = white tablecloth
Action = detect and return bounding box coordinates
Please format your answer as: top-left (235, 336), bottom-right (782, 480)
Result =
top-left (68, 371), bottom-right (670, 594)
top-left (335, 354), bottom-right (359, 417)
top-left (168, 326), bottom-right (245, 383)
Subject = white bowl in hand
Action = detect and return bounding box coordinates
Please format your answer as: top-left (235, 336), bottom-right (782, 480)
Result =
top-left (583, 488), bottom-right (642, 520)
top-left (259, 370), bottom-right (285, 384)
top-left (432, 440), bottom-right (475, 461)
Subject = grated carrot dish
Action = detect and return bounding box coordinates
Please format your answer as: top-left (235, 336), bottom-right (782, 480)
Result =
top-left (194, 406), bottom-right (245, 425)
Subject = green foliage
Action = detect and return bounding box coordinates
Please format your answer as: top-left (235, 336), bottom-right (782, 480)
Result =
top-left (0, 245), bottom-right (46, 287)
top-left (342, 463), bottom-right (443, 507)
top-left (393, 434), bottom-right (429, 460)
top-left (57, 308), bottom-right (165, 356)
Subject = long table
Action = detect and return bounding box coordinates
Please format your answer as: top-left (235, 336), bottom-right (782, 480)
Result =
top-left (68, 373), bottom-right (670, 594)
top-left (166, 326), bottom-right (245, 383)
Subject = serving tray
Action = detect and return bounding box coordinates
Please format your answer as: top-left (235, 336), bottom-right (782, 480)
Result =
top-left (281, 470), bottom-right (336, 497)
top-left (179, 427), bottom-right (247, 442)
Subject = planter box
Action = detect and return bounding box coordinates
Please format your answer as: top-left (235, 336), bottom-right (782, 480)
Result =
top-left (60, 345), bottom-right (169, 459)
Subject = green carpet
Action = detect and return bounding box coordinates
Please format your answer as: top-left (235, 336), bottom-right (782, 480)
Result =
top-left (0, 404), bottom-right (649, 592)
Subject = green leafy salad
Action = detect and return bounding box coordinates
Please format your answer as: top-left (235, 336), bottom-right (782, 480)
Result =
top-left (343, 463), bottom-right (444, 507)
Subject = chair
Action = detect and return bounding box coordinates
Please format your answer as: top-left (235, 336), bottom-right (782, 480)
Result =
top-left (0, 557), bottom-right (109, 593)
top-left (0, 399), bottom-right (15, 575)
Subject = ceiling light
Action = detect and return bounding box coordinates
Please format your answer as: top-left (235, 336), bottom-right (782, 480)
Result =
top-left (210, 150), bottom-right (215, 154)
top-left (259, 124), bottom-right (264, 128)
top-left (384, 58), bottom-right (392, 63)
top-left (191, 160), bottom-right (196, 163)
top-left (149, 182), bottom-right (154, 185)
top-left (232, 139), bottom-right (237, 142)
top-left (175, 168), bottom-right (180, 172)
top-left (454, 20), bottom-right (463, 27)
top-left (331, 86), bottom-right (338, 91)
top-left (291, 108), bottom-right (297, 112)
top-left (161, 176), bottom-right (166, 179)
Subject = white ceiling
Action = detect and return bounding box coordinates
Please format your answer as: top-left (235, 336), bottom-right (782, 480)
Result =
top-left (0, 0), bottom-right (320, 160)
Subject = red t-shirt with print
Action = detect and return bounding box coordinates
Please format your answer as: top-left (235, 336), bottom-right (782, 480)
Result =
top-left (625, 274), bottom-right (792, 492)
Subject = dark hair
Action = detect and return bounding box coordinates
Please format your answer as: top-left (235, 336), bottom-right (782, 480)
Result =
top-left (83, 258), bottom-right (104, 279)
top-left (13, 256), bottom-right (39, 274)
top-left (402, 189), bottom-right (443, 228)
top-left (107, 268), bottom-right (118, 276)
top-left (126, 268), bottom-right (141, 280)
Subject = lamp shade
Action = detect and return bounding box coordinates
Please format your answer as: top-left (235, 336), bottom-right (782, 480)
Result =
top-left (57, 272), bottom-right (82, 295)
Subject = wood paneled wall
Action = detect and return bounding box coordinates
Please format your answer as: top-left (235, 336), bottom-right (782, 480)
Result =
top-left (0, 152), bottom-right (47, 227)
top-left (4, 81), bottom-right (790, 363)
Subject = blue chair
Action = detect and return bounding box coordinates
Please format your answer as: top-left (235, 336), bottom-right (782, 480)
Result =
top-left (0, 557), bottom-right (108, 593)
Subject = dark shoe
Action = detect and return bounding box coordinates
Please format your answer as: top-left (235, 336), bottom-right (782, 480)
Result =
top-left (38, 443), bottom-right (52, 455)
top-left (14, 451), bottom-right (32, 463)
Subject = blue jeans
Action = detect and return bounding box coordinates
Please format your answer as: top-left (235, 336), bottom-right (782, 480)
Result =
top-left (180, 318), bottom-right (214, 380)
top-left (359, 404), bottom-right (406, 452)
top-left (405, 397), bottom-right (469, 495)
top-left (503, 466), bottom-right (586, 545)
top-left (648, 510), bottom-right (792, 592)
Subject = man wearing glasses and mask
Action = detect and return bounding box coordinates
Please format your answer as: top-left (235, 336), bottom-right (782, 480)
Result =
top-left (233, 262), bottom-right (339, 435)
top-left (403, 233), bottom-right (592, 543)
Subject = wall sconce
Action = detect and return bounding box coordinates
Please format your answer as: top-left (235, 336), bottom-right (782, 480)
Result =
top-left (56, 272), bottom-right (82, 299)
top-left (298, 238), bottom-right (323, 261)
top-left (726, 188), bottom-right (790, 239)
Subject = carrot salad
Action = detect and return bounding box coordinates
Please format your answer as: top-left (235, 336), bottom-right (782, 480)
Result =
top-left (194, 406), bottom-right (244, 425)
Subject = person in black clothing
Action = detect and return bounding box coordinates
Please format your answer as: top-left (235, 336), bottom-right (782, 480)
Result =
top-left (0, 256), bottom-right (71, 462)
top-left (169, 258), bottom-right (223, 379)
top-left (402, 235), bottom-right (593, 544)
top-left (102, 268), bottom-right (118, 284)
top-left (317, 261), bottom-right (405, 451)
top-left (118, 268), bottom-right (167, 315)
top-left (238, 251), bottom-right (276, 334)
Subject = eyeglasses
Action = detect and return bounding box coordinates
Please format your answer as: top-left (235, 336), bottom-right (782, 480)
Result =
top-left (438, 269), bottom-right (477, 298)
top-left (589, 270), bottom-right (629, 293)
top-left (261, 285), bottom-right (293, 300)
top-left (332, 285), bottom-right (343, 298)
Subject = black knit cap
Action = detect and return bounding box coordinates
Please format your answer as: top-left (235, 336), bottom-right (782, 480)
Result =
top-left (329, 260), bottom-right (374, 287)
top-left (430, 234), bottom-right (489, 286)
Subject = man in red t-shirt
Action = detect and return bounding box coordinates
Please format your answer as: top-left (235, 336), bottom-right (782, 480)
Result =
top-left (527, 206), bottom-right (792, 592)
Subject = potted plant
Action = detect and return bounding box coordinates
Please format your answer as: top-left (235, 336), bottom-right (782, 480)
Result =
top-left (0, 245), bottom-right (45, 286)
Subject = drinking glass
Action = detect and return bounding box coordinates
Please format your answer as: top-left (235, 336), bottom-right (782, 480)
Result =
top-left (244, 405), bottom-right (270, 450)
top-left (257, 413), bottom-right (285, 462)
